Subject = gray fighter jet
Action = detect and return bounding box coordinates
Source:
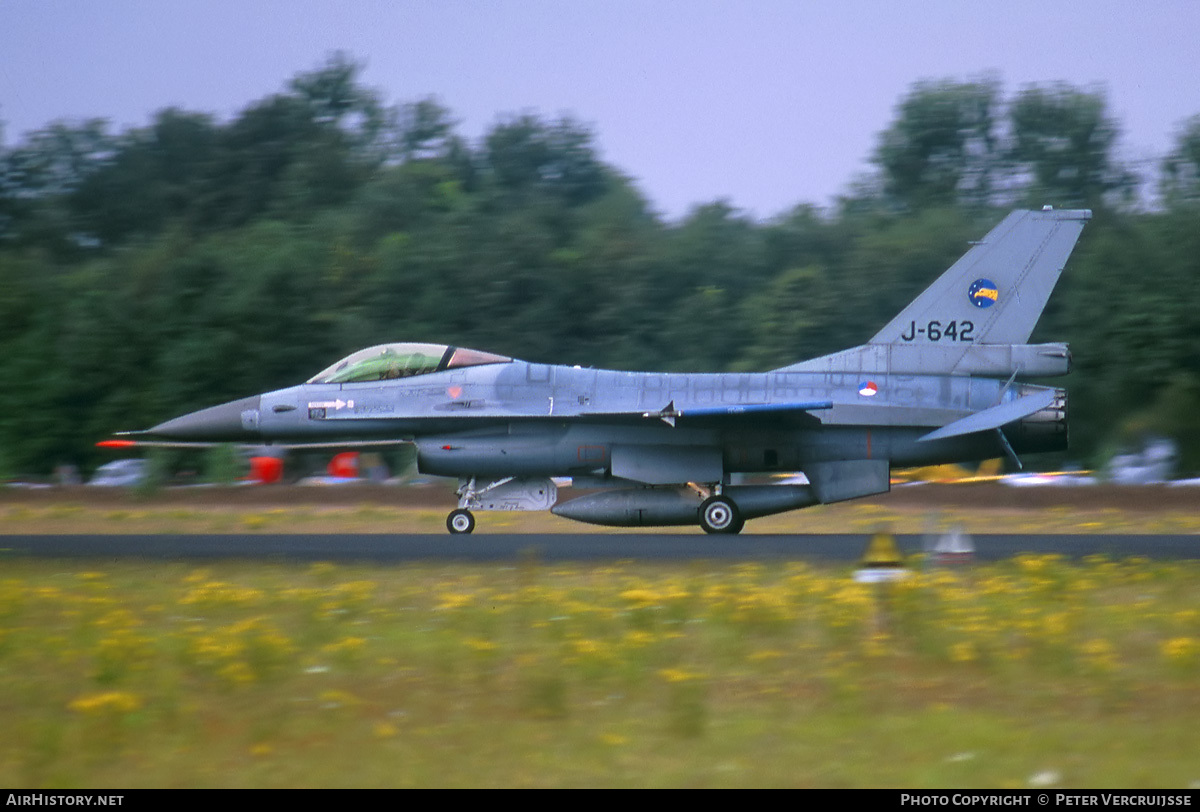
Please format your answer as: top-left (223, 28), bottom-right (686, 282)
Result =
top-left (122, 207), bottom-right (1090, 534)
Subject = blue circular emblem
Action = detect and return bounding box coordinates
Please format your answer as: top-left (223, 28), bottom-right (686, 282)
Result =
top-left (968, 278), bottom-right (999, 308)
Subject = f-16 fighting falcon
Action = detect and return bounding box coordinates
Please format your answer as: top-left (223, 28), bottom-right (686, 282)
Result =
top-left (116, 207), bottom-right (1090, 534)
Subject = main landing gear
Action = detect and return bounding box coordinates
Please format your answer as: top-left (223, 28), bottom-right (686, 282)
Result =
top-left (698, 494), bottom-right (744, 535)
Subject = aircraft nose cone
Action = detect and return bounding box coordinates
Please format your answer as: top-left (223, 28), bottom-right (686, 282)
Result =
top-left (149, 395), bottom-right (262, 441)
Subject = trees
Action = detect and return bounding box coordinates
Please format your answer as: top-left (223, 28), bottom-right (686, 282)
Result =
top-left (0, 118), bottom-right (113, 252)
top-left (1008, 83), bottom-right (1135, 209)
top-left (873, 78), bottom-right (1003, 210)
top-left (873, 79), bottom-right (1135, 212)
top-left (68, 109), bottom-right (219, 244)
top-left (1, 62), bottom-right (1199, 474)
top-left (483, 113), bottom-right (609, 208)
top-left (1161, 115), bottom-right (1200, 207)
top-left (1054, 210), bottom-right (1200, 469)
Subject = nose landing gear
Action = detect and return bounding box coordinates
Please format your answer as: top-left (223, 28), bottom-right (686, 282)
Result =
top-left (444, 476), bottom-right (558, 534)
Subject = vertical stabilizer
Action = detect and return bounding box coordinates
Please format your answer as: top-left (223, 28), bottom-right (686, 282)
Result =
top-left (869, 208), bottom-right (1091, 346)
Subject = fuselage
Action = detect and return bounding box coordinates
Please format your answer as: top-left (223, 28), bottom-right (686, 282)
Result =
top-left (151, 358), bottom-right (1066, 480)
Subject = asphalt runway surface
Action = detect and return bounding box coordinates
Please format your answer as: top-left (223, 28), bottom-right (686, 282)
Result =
top-left (1, 533), bottom-right (1197, 562)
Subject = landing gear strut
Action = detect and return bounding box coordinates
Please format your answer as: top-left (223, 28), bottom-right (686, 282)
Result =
top-left (444, 476), bottom-right (559, 534)
top-left (698, 495), bottom-right (744, 535)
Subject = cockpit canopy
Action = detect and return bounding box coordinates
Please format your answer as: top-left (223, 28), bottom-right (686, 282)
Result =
top-left (307, 343), bottom-right (512, 384)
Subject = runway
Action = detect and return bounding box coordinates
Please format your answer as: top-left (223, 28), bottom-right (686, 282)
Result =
top-left (1, 533), bottom-right (1196, 562)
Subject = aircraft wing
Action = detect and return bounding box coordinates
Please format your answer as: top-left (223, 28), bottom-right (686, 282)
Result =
top-left (917, 389), bottom-right (1057, 442)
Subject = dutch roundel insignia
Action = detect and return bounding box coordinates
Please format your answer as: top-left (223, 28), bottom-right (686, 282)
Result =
top-left (968, 278), bottom-right (999, 308)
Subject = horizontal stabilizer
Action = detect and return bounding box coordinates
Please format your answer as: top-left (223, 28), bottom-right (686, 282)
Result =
top-left (918, 389), bottom-right (1056, 443)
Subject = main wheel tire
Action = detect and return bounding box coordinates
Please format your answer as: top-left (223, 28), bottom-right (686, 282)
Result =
top-left (699, 495), bottom-right (743, 534)
top-left (447, 508), bottom-right (476, 535)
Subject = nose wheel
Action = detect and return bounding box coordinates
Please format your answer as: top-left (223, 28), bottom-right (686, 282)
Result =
top-left (699, 495), bottom-right (744, 535)
top-left (447, 508), bottom-right (476, 535)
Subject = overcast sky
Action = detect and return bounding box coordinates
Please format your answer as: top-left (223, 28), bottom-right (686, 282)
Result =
top-left (3, 1), bottom-right (1199, 219)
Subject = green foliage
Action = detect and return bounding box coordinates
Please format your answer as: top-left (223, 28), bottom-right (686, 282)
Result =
top-left (1049, 207), bottom-right (1200, 471)
top-left (484, 114), bottom-right (608, 206)
top-left (203, 444), bottom-right (244, 487)
top-left (1161, 114), bottom-right (1200, 207)
top-left (1008, 83), bottom-right (1135, 209)
top-left (134, 448), bottom-right (173, 496)
top-left (1114, 375), bottom-right (1200, 475)
top-left (873, 77), bottom-right (1003, 210)
top-left (738, 265), bottom-right (836, 370)
top-left (873, 79), bottom-right (1134, 213)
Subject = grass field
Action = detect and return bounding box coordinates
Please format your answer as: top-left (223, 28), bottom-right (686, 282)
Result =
top-left (1, 549), bottom-right (1198, 787)
top-left (3, 481), bottom-right (1200, 535)
top-left (2, 485), bottom-right (1197, 787)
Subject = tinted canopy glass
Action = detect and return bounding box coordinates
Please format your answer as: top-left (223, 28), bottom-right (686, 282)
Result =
top-left (307, 343), bottom-right (511, 384)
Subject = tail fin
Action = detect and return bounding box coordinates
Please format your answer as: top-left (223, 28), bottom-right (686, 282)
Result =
top-left (870, 208), bottom-right (1091, 346)
top-left (776, 208), bottom-right (1090, 377)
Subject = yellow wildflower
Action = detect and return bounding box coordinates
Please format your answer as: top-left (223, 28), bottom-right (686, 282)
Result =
top-left (68, 691), bottom-right (142, 715)
top-left (658, 667), bottom-right (700, 683)
top-left (1162, 637), bottom-right (1197, 665)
